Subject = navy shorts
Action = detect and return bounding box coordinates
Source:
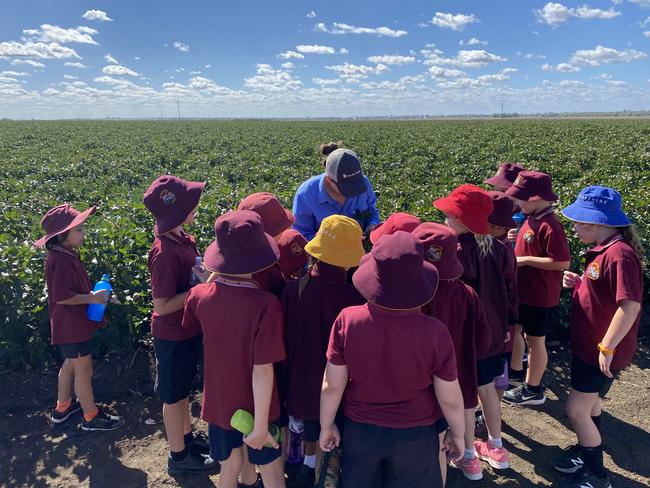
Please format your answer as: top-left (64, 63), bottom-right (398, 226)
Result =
top-left (477, 354), bottom-right (505, 387)
top-left (519, 303), bottom-right (552, 337)
top-left (571, 356), bottom-right (616, 398)
top-left (304, 420), bottom-right (320, 443)
top-left (154, 334), bottom-right (202, 405)
top-left (60, 340), bottom-right (93, 359)
top-left (434, 417), bottom-right (448, 435)
top-left (208, 423), bottom-right (282, 465)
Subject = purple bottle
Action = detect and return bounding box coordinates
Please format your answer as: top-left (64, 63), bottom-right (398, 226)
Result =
top-left (287, 417), bottom-right (305, 465)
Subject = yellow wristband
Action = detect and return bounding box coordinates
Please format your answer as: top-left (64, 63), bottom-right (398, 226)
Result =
top-left (597, 343), bottom-right (615, 356)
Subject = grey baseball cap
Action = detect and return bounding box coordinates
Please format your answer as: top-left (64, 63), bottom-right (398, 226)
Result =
top-left (325, 148), bottom-right (368, 198)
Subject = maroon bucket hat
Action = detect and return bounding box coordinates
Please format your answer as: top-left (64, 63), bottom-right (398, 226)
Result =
top-left (143, 175), bottom-right (205, 236)
top-left (352, 231), bottom-right (439, 310)
top-left (505, 171), bottom-right (558, 202)
top-left (277, 229), bottom-right (308, 277)
top-left (34, 204), bottom-right (96, 248)
top-left (237, 192), bottom-right (294, 238)
top-left (204, 210), bottom-right (280, 275)
top-left (484, 162), bottom-right (526, 190)
top-left (487, 191), bottom-right (517, 229)
top-left (412, 223), bottom-right (464, 281)
top-left (369, 212), bottom-right (422, 245)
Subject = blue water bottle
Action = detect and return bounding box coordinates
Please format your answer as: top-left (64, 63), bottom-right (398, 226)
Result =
top-left (513, 211), bottom-right (526, 229)
top-left (87, 274), bottom-right (112, 322)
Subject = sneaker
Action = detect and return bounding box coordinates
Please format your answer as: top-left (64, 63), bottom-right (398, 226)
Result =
top-left (451, 456), bottom-right (483, 480)
top-left (552, 444), bottom-right (585, 474)
top-left (474, 440), bottom-right (510, 470)
top-left (187, 432), bottom-right (211, 457)
top-left (502, 384), bottom-right (545, 406)
top-left (51, 400), bottom-right (82, 424)
top-left (238, 476), bottom-right (263, 488)
top-left (508, 368), bottom-right (525, 387)
top-left (559, 468), bottom-right (612, 488)
top-left (81, 408), bottom-right (125, 432)
top-left (167, 448), bottom-right (219, 476)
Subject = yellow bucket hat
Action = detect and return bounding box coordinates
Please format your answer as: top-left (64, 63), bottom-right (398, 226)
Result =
top-left (304, 215), bottom-right (365, 268)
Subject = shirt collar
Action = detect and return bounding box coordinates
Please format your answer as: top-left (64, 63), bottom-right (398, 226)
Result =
top-left (588, 233), bottom-right (623, 254)
top-left (317, 173), bottom-right (333, 205)
top-left (367, 302), bottom-right (422, 317)
top-left (528, 207), bottom-right (555, 221)
top-left (161, 230), bottom-right (193, 246)
top-left (50, 245), bottom-right (79, 258)
top-left (214, 275), bottom-right (260, 289)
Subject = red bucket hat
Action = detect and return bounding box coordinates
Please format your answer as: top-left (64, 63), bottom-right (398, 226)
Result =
top-left (412, 223), bottom-right (464, 281)
top-left (143, 175), bottom-right (205, 236)
top-left (505, 171), bottom-right (558, 202)
top-left (34, 204), bottom-right (96, 248)
top-left (487, 191), bottom-right (516, 229)
top-left (369, 212), bottom-right (422, 244)
top-left (237, 192), bottom-right (294, 238)
top-left (276, 229), bottom-right (308, 277)
top-left (433, 184), bottom-right (494, 235)
top-left (484, 162), bottom-right (526, 190)
top-left (352, 231), bottom-right (439, 310)
top-left (204, 210), bottom-right (280, 275)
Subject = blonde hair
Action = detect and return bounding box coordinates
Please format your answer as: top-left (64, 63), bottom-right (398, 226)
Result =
top-left (474, 234), bottom-right (494, 258)
top-left (619, 224), bottom-right (647, 271)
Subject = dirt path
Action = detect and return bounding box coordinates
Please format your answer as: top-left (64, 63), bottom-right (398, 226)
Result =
top-left (1, 340), bottom-right (649, 488)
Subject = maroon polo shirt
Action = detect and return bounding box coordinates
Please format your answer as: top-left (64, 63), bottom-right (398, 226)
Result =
top-left (46, 246), bottom-right (102, 345)
top-left (253, 263), bottom-right (286, 299)
top-left (570, 236), bottom-right (643, 371)
top-left (515, 208), bottom-right (571, 308)
top-left (498, 235), bottom-right (519, 352)
top-left (282, 262), bottom-right (365, 421)
top-left (327, 303), bottom-right (457, 429)
top-left (148, 232), bottom-right (201, 341)
top-left (423, 279), bottom-right (488, 409)
top-left (457, 233), bottom-right (517, 358)
top-left (182, 277), bottom-right (286, 428)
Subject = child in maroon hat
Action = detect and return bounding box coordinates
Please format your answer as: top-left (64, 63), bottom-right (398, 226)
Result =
top-left (143, 175), bottom-right (215, 475)
top-left (504, 172), bottom-right (571, 407)
top-left (369, 212), bottom-right (422, 244)
top-left (415, 222), bottom-right (491, 482)
top-left (35, 204), bottom-right (124, 432)
top-left (484, 162), bottom-right (526, 192)
top-left (183, 210), bottom-right (287, 488)
top-left (434, 184), bottom-right (515, 472)
top-left (320, 232), bottom-right (465, 488)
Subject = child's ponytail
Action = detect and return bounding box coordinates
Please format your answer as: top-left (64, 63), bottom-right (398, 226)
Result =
top-left (619, 224), bottom-right (647, 271)
top-left (474, 234), bottom-right (494, 258)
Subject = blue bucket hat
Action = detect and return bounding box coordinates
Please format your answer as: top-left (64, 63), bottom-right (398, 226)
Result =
top-left (561, 186), bottom-right (631, 227)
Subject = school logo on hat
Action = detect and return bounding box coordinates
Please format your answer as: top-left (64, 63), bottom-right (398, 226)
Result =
top-left (523, 229), bottom-right (535, 244)
top-left (290, 241), bottom-right (303, 256)
top-left (586, 262), bottom-right (600, 280)
top-left (160, 189), bottom-right (176, 206)
top-left (426, 245), bottom-right (443, 262)
top-left (513, 175), bottom-right (523, 186)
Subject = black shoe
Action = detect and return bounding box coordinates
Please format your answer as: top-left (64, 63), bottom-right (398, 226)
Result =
top-left (502, 384), bottom-right (545, 406)
top-left (238, 475), bottom-right (263, 488)
top-left (51, 400), bottom-right (82, 424)
top-left (81, 408), bottom-right (125, 431)
top-left (167, 448), bottom-right (219, 476)
top-left (295, 464), bottom-right (315, 487)
top-left (552, 444), bottom-right (584, 474)
top-left (559, 468), bottom-right (612, 488)
top-left (187, 432), bottom-right (211, 457)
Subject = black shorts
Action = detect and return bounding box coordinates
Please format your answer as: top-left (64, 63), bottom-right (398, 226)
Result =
top-left (59, 340), bottom-right (93, 359)
top-left (342, 418), bottom-right (441, 488)
top-left (434, 418), bottom-right (448, 435)
top-left (304, 420), bottom-right (320, 443)
top-left (477, 354), bottom-right (505, 387)
top-left (519, 303), bottom-right (552, 337)
top-left (570, 356), bottom-right (616, 398)
top-left (208, 423), bottom-right (281, 465)
top-left (154, 334), bottom-right (202, 404)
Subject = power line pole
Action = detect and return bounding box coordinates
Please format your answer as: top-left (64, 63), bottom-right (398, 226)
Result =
top-left (177, 99), bottom-right (181, 120)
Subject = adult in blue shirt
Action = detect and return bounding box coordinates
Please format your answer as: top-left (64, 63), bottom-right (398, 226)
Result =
top-left (292, 145), bottom-right (380, 241)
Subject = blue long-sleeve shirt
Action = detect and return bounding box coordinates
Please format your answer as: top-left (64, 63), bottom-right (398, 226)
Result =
top-left (292, 173), bottom-right (381, 241)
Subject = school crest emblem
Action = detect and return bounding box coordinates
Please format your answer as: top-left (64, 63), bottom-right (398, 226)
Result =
top-left (290, 242), bottom-right (303, 256)
top-left (513, 175), bottom-right (523, 186)
top-left (160, 189), bottom-right (176, 205)
top-left (426, 245), bottom-right (443, 262)
top-left (586, 262), bottom-right (600, 280)
top-left (523, 229), bottom-right (535, 244)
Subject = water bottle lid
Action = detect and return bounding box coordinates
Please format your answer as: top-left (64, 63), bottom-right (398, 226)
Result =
top-left (195, 256), bottom-right (203, 264)
top-left (101, 274), bottom-right (111, 281)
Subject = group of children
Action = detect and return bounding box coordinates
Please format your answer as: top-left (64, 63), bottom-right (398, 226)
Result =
top-left (37, 149), bottom-right (645, 488)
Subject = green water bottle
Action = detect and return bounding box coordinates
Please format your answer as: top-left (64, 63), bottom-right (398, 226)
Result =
top-left (230, 409), bottom-right (282, 447)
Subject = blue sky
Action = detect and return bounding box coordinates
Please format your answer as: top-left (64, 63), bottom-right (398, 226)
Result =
top-left (1, 0), bottom-right (650, 118)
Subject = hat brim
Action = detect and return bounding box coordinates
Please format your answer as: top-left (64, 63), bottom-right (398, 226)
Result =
top-left (268, 209), bottom-right (295, 237)
top-left (154, 181), bottom-right (205, 236)
top-left (428, 258), bottom-right (464, 281)
top-left (204, 233), bottom-right (280, 275)
top-left (561, 203), bottom-right (631, 227)
top-left (304, 237), bottom-right (365, 269)
top-left (34, 206), bottom-right (96, 248)
top-left (488, 214), bottom-right (517, 229)
top-left (505, 185), bottom-right (558, 202)
top-left (433, 197), bottom-right (490, 235)
top-left (352, 255), bottom-right (439, 310)
top-left (337, 176), bottom-right (368, 198)
top-left (483, 175), bottom-right (514, 189)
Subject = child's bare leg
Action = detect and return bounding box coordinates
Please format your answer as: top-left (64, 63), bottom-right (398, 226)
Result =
top-left (220, 447), bottom-right (244, 488)
top-left (70, 355), bottom-right (96, 414)
top-left (438, 431), bottom-right (447, 486)
top-left (478, 384), bottom-right (502, 439)
top-left (464, 409), bottom-right (476, 448)
top-left (258, 456), bottom-right (286, 488)
top-left (180, 397), bottom-right (192, 436)
top-left (525, 335), bottom-right (547, 386)
top-left (57, 359), bottom-right (74, 405)
top-left (510, 324), bottom-right (525, 371)
top-left (163, 399), bottom-right (187, 453)
top-left (240, 446), bottom-right (259, 485)
top-left (566, 390), bottom-right (601, 448)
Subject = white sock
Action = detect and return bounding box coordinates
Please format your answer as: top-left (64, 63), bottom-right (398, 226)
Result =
top-left (303, 454), bottom-right (316, 469)
top-left (488, 435), bottom-right (503, 448)
top-left (464, 448), bottom-right (475, 459)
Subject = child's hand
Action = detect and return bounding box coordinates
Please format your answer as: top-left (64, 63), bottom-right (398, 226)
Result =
top-left (599, 351), bottom-right (614, 379)
top-left (319, 424), bottom-right (341, 452)
top-left (562, 271), bottom-right (582, 289)
top-left (516, 256), bottom-right (528, 267)
top-left (90, 289), bottom-right (110, 304)
top-left (191, 265), bottom-right (211, 284)
top-left (443, 429), bottom-right (464, 463)
top-left (244, 428), bottom-right (278, 450)
top-left (507, 228), bottom-right (519, 242)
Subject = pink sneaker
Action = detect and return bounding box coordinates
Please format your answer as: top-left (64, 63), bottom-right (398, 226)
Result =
top-left (474, 440), bottom-right (510, 469)
top-left (451, 456), bottom-right (483, 480)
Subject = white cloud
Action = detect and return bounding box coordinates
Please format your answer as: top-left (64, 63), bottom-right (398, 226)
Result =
top-left (558, 80), bottom-right (587, 87)
top-left (570, 45), bottom-right (647, 66)
top-left (644, 31), bottom-right (650, 37)
top-left (339, 48), bottom-right (348, 55)
top-left (11, 59), bottom-right (45, 67)
top-left (244, 64), bottom-right (302, 92)
top-left (422, 48), bottom-right (507, 68)
top-left (524, 53), bottom-right (546, 59)
top-left (306, 11), bottom-right (316, 18)
top-left (429, 66), bottom-right (466, 79)
top-left (325, 63), bottom-right (390, 76)
top-left (102, 65), bottom-right (140, 76)
top-left (22, 24), bottom-right (98, 44)
top-left (312, 78), bottom-right (341, 86)
top-left (281, 62), bottom-right (295, 69)
top-left (360, 75), bottom-right (426, 91)
top-left (278, 50), bottom-right (305, 59)
top-left (461, 38), bottom-right (488, 46)
top-left (556, 62), bottom-right (581, 72)
top-left (430, 12), bottom-right (479, 31)
top-left (573, 5), bottom-right (621, 19)
top-left (205, 64), bottom-right (211, 69)
top-left (0, 41), bottom-right (80, 59)
top-left (64, 61), bottom-right (87, 68)
top-left (173, 41), bottom-right (190, 52)
top-left (314, 22), bottom-right (407, 37)
top-left (367, 55), bottom-right (416, 65)
top-left (541, 63), bottom-right (554, 71)
top-left (1, 70), bottom-right (29, 77)
top-left (63, 74), bottom-right (78, 80)
top-left (296, 44), bottom-right (335, 54)
top-left (606, 80), bottom-right (627, 87)
top-left (105, 53), bottom-right (118, 64)
top-left (82, 10), bottom-right (112, 22)
top-left (629, 0), bottom-right (650, 8)
top-left (535, 3), bottom-right (620, 27)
